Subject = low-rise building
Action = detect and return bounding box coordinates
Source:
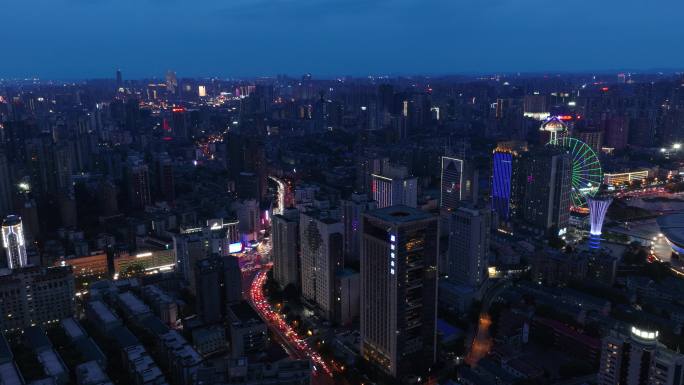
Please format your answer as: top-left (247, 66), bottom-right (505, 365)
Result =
top-left (141, 285), bottom-right (178, 327)
top-left (158, 331), bottom-right (202, 385)
top-left (86, 301), bottom-right (122, 334)
top-left (75, 360), bottom-right (113, 385)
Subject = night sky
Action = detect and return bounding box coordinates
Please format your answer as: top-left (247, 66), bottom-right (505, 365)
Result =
top-left (3, 0), bottom-right (683, 79)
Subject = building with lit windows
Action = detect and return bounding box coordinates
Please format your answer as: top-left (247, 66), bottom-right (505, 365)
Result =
top-left (2, 215), bottom-right (28, 269)
top-left (0, 266), bottom-right (75, 332)
top-left (603, 170), bottom-right (650, 186)
top-left (598, 325), bottom-right (684, 385)
top-left (360, 206), bottom-right (437, 378)
top-left (371, 164), bottom-right (417, 209)
top-left (54, 252), bottom-right (108, 278)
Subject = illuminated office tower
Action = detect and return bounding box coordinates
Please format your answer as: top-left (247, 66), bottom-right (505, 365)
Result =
top-left (441, 156), bottom-right (463, 211)
top-left (446, 206), bottom-right (490, 286)
top-left (491, 151), bottom-right (512, 220)
top-left (371, 164), bottom-right (417, 209)
top-left (2, 215), bottom-right (28, 269)
top-left (587, 196), bottom-right (612, 249)
top-left (360, 206), bottom-right (437, 378)
top-left (492, 141), bottom-right (527, 222)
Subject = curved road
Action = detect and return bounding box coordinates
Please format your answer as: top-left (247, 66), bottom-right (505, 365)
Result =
top-left (248, 264), bottom-right (336, 384)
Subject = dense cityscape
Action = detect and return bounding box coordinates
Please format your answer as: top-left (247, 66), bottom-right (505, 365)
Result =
top-left (0, 68), bottom-right (683, 385)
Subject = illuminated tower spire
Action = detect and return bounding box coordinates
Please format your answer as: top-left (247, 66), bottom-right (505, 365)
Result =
top-left (587, 196), bottom-right (612, 249)
top-left (2, 215), bottom-right (28, 269)
top-left (540, 116), bottom-right (567, 143)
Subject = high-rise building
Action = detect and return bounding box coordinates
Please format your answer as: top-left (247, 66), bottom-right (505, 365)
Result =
top-left (156, 154), bottom-right (175, 205)
top-left (299, 211), bottom-right (343, 321)
top-left (491, 141), bottom-right (527, 223)
top-left (341, 193), bottom-right (377, 262)
top-left (371, 164), bottom-right (417, 209)
top-left (2, 215), bottom-right (28, 269)
top-left (166, 70), bottom-right (178, 95)
top-left (598, 325), bottom-right (684, 385)
top-left (127, 158), bottom-right (151, 210)
top-left (360, 206), bottom-right (438, 378)
top-left (0, 153), bottom-right (14, 219)
top-left (272, 208), bottom-right (300, 289)
top-left (195, 255), bottom-right (243, 325)
top-left (441, 156), bottom-right (464, 211)
top-left (515, 147), bottom-right (572, 235)
top-left (446, 205), bottom-right (490, 286)
top-left (603, 115), bottom-right (630, 150)
top-left (116, 69), bottom-right (123, 91)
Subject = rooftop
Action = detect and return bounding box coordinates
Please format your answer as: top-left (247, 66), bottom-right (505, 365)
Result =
top-left (366, 205), bottom-right (433, 224)
top-left (61, 317), bottom-right (86, 341)
top-left (228, 301), bottom-right (263, 324)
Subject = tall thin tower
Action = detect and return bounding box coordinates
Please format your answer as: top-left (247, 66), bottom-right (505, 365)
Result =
top-left (587, 196), bottom-right (612, 249)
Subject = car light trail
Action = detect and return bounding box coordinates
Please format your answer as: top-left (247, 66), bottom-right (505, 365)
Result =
top-left (249, 264), bottom-right (334, 377)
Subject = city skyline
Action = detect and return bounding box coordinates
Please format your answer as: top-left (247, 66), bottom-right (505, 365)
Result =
top-left (3, 0), bottom-right (684, 79)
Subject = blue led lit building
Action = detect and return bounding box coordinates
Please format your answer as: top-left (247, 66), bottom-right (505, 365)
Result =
top-left (492, 151), bottom-right (513, 221)
top-left (491, 142), bottom-right (527, 224)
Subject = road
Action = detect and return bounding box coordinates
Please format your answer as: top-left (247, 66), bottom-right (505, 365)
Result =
top-left (248, 264), bottom-right (335, 385)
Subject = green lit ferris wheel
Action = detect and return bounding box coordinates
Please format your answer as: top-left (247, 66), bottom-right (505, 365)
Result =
top-left (547, 136), bottom-right (603, 208)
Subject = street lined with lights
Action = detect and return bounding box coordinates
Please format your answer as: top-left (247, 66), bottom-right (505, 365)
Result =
top-left (248, 264), bottom-right (335, 379)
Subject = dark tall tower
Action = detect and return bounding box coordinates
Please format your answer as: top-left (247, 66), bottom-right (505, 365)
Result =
top-left (515, 147), bottom-right (572, 234)
top-left (360, 206), bottom-right (438, 379)
top-left (115, 69), bottom-right (123, 91)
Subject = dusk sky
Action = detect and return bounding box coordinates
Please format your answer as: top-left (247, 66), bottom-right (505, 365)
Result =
top-left (3, 0), bottom-right (684, 79)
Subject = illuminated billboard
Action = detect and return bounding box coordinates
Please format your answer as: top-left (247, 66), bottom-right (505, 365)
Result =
top-left (228, 242), bottom-right (243, 254)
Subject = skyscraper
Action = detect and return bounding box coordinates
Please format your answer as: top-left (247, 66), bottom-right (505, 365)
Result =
top-left (515, 147), bottom-right (572, 235)
top-left (491, 141), bottom-right (527, 223)
top-left (360, 206), bottom-right (438, 378)
top-left (0, 152), bottom-right (13, 219)
top-left (2, 215), bottom-right (28, 269)
top-left (127, 158), bottom-right (151, 210)
top-left (116, 69), bottom-right (123, 91)
top-left (446, 205), bottom-right (490, 286)
top-left (371, 164), bottom-right (417, 209)
top-left (195, 255), bottom-right (243, 325)
top-left (272, 208), bottom-right (300, 289)
top-left (299, 211), bottom-right (343, 321)
top-left (341, 193), bottom-right (377, 262)
top-left (441, 156), bottom-right (463, 211)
